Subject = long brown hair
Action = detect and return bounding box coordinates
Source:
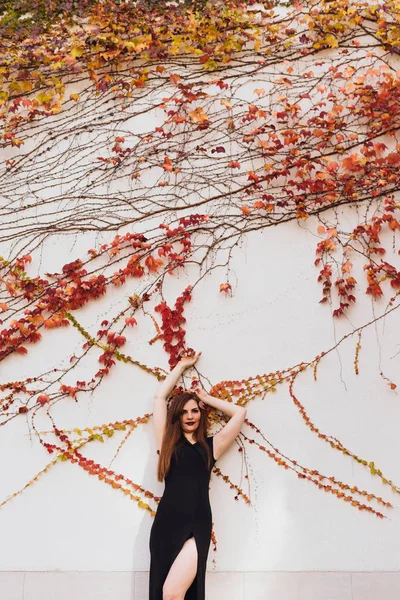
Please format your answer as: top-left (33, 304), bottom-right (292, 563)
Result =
top-left (157, 391), bottom-right (211, 482)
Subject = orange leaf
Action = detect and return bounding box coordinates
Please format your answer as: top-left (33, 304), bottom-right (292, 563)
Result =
top-left (227, 118), bottom-right (235, 132)
top-left (342, 154), bottom-right (361, 171)
top-left (163, 156), bottom-right (173, 171)
top-left (247, 171), bottom-right (259, 183)
top-left (326, 161), bottom-right (339, 173)
top-left (341, 261), bottom-right (353, 273)
top-left (170, 74), bottom-right (181, 84)
top-left (219, 283), bottom-right (231, 294)
top-left (145, 255), bottom-right (164, 272)
top-left (241, 205), bottom-right (251, 216)
top-left (189, 108), bottom-right (208, 123)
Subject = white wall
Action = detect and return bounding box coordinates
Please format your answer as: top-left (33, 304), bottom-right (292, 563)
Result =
top-left (1, 15), bottom-right (400, 589)
top-left (1, 219), bottom-right (400, 575)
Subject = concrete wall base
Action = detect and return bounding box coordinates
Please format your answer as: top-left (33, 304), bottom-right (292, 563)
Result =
top-left (1, 570), bottom-right (400, 600)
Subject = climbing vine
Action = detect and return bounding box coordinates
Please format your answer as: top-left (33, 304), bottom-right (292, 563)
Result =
top-left (1, 0), bottom-right (400, 553)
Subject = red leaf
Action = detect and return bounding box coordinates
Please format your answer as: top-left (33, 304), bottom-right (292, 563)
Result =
top-left (114, 335), bottom-right (126, 347)
top-left (211, 146), bottom-right (226, 153)
top-left (37, 395), bottom-right (50, 406)
top-left (125, 317), bottom-right (137, 326)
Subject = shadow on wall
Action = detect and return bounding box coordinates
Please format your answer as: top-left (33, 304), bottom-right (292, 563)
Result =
top-left (131, 428), bottom-right (161, 596)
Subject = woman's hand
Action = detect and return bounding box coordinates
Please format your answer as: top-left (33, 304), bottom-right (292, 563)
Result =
top-left (178, 349), bottom-right (202, 371)
top-left (192, 384), bottom-right (209, 405)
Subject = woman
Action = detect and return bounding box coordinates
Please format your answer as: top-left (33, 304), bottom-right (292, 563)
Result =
top-left (149, 350), bottom-right (247, 600)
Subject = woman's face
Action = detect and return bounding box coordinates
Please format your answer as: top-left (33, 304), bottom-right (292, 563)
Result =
top-left (180, 398), bottom-right (201, 434)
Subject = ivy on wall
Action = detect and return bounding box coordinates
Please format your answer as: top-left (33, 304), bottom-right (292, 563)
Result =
top-left (1, 0), bottom-right (400, 542)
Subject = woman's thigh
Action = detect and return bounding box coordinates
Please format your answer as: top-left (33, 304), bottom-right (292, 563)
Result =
top-left (162, 537), bottom-right (198, 598)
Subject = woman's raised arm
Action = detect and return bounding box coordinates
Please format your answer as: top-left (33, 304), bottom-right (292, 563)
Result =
top-left (193, 385), bottom-right (247, 461)
top-left (153, 351), bottom-right (201, 450)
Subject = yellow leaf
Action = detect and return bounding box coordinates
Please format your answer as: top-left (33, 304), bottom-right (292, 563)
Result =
top-left (326, 34), bottom-right (339, 48)
top-left (70, 93), bottom-right (80, 102)
top-left (9, 81), bottom-right (21, 93)
top-left (71, 46), bottom-right (84, 59)
top-left (204, 59), bottom-right (218, 70)
top-left (220, 99), bottom-right (232, 110)
top-left (50, 61), bottom-right (64, 71)
top-left (20, 81), bottom-right (33, 93)
top-left (37, 91), bottom-right (54, 104)
top-left (315, 34), bottom-right (339, 49)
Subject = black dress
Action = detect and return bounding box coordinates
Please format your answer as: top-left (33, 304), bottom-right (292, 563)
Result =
top-left (149, 435), bottom-right (216, 600)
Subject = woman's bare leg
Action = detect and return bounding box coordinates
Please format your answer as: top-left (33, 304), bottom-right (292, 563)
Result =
top-left (162, 537), bottom-right (198, 600)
